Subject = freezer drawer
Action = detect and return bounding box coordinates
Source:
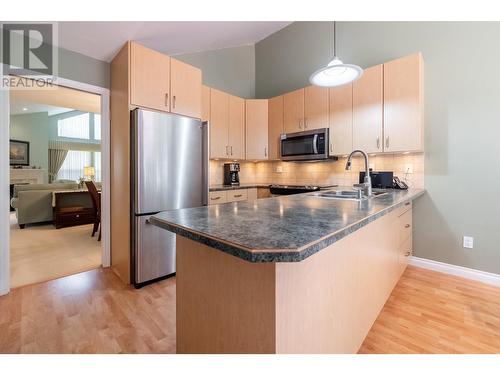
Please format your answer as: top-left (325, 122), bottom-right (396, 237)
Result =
top-left (135, 215), bottom-right (176, 284)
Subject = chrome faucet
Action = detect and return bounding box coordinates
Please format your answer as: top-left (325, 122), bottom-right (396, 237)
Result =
top-left (345, 149), bottom-right (372, 197)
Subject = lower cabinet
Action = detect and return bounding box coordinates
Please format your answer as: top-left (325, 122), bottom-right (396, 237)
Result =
top-left (208, 188), bottom-right (258, 205)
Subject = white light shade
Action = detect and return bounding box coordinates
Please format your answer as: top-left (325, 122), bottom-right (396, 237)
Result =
top-left (309, 57), bottom-right (363, 87)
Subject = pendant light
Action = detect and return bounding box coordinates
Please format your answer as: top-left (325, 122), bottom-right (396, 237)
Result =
top-left (309, 21), bottom-right (363, 87)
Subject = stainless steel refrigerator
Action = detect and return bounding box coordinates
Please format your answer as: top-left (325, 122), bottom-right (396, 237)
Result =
top-left (131, 108), bottom-right (208, 286)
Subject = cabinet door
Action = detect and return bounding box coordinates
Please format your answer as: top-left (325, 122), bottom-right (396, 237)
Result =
top-left (246, 99), bottom-right (269, 160)
top-left (353, 65), bottom-right (383, 153)
top-left (384, 53), bottom-right (424, 152)
top-left (170, 58), bottom-right (202, 119)
top-left (283, 88), bottom-right (305, 133)
top-left (329, 84), bottom-right (353, 156)
top-left (201, 85), bottom-right (210, 122)
top-left (304, 85), bottom-right (329, 130)
top-left (210, 88), bottom-right (229, 159)
top-left (268, 95), bottom-right (284, 160)
top-left (130, 42), bottom-right (170, 112)
top-left (228, 94), bottom-right (245, 159)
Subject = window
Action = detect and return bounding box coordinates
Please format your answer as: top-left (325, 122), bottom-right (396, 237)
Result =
top-left (57, 113), bottom-right (90, 139)
top-left (94, 152), bottom-right (101, 182)
top-left (94, 114), bottom-right (101, 140)
top-left (57, 150), bottom-right (92, 182)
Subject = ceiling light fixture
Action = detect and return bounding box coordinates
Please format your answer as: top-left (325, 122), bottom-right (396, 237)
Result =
top-left (309, 21), bottom-right (363, 87)
top-left (22, 107), bottom-right (28, 111)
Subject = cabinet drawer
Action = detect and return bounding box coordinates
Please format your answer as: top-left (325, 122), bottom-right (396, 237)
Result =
top-left (209, 191), bottom-right (227, 205)
top-left (394, 200), bottom-right (412, 217)
top-left (398, 208), bottom-right (412, 245)
top-left (227, 189), bottom-right (247, 202)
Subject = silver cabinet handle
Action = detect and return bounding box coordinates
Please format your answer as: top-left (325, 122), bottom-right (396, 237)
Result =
top-left (298, 119), bottom-right (302, 129)
top-left (304, 118), bottom-right (308, 128)
top-left (376, 137), bottom-right (380, 149)
top-left (173, 95), bottom-right (176, 108)
top-left (386, 136), bottom-right (390, 149)
top-left (230, 146), bottom-right (233, 156)
top-left (210, 196), bottom-right (221, 201)
top-left (165, 93), bottom-right (169, 107)
top-left (405, 224), bottom-right (411, 228)
top-left (234, 194), bottom-right (243, 198)
top-left (405, 251), bottom-right (411, 257)
top-left (330, 143), bottom-right (333, 153)
top-left (264, 147), bottom-right (267, 157)
top-left (225, 145), bottom-right (229, 156)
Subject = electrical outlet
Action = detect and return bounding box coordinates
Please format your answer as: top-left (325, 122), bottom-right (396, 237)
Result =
top-left (369, 163), bottom-right (375, 171)
top-left (463, 236), bottom-right (474, 249)
top-left (276, 166), bottom-right (283, 173)
top-left (404, 163), bottom-right (414, 174)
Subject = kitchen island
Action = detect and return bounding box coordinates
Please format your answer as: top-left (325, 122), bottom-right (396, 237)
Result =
top-left (151, 188), bottom-right (425, 354)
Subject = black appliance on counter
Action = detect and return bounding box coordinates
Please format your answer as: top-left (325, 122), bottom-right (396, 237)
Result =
top-left (269, 184), bottom-right (337, 196)
top-left (359, 171), bottom-right (394, 189)
top-left (223, 163), bottom-right (240, 186)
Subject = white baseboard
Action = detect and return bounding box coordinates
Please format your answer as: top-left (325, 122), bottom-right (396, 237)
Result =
top-left (409, 256), bottom-right (500, 287)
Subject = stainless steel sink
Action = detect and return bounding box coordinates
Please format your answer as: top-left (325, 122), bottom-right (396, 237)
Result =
top-left (311, 189), bottom-right (388, 201)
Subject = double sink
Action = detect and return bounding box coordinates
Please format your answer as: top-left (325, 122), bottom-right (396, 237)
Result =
top-left (310, 189), bottom-right (388, 201)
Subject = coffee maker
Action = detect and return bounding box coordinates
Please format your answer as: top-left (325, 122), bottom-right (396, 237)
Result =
top-left (223, 163), bottom-right (240, 186)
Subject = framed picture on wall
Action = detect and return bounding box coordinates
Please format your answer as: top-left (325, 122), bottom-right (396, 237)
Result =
top-left (9, 140), bottom-right (30, 166)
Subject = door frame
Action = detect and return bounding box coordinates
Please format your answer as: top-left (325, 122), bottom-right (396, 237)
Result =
top-left (0, 70), bottom-right (111, 296)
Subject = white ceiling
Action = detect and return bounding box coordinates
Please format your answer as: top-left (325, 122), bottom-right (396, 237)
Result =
top-left (57, 21), bottom-right (292, 62)
top-left (10, 97), bottom-right (72, 116)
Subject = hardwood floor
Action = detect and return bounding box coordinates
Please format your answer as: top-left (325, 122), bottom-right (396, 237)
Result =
top-left (0, 268), bottom-right (176, 353)
top-left (0, 265), bottom-right (499, 353)
top-left (359, 266), bottom-right (500, 354)
top-left (10, 213), bottom-right (101, 288)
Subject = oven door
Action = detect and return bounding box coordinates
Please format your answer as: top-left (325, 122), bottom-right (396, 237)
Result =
top-left (280, 128), bottom-right (329, 161)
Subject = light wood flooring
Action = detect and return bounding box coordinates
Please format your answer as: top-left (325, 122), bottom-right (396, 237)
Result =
top-left (10, 213), bottom-right (101, 288)
top-left (0, 265), bottom-right (499, 353)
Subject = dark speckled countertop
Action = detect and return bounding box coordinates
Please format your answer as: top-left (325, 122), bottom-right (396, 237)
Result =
top-left (151, 188), bottom-right (425, 263)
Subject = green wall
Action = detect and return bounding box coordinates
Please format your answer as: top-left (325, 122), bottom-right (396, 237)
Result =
top-left (255, 21), bottom-right (500, 274)
top-left (10, 112), bottom-right (50, 182)
top-left (176, 44), bottom-right (256, 98)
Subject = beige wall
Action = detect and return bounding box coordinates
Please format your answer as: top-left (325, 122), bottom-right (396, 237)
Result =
top-left (210, 153), bottom-right (424, 189)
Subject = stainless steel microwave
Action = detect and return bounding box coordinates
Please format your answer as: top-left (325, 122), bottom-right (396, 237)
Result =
top-left (280, 128), bottom-right (335, 161)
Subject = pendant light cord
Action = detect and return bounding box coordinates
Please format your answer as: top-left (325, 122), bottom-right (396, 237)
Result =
top-left (333, 21), bottom-right (337, 57)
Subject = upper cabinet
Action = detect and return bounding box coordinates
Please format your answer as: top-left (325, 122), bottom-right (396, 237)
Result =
top-left (352, 64), bottom-right (384, 154)
top-left (268, 95), bottom-right (284, 160)
top-left (129, 42), bottom-right (202, 119)
top-left (304, 86), bottom-right (329, 130)
top-left (246, 99), bottom-right (269, 160)
top-left (201, 85), bottom-right (210, 122)
top-left (329, 84), bottom-right (353, 156)
top-left (170, 58), bottom-right (202, 119)
top-left (283, 88), bottom-right (305, 133)
top-left (210, 88), bottom-right (229, 159)
top-left (383, 52), bottom-right (424, 152)
top-left (130, 42), bottom-right (170, 112)
top-left (228, 95), bottom-right (245, 159)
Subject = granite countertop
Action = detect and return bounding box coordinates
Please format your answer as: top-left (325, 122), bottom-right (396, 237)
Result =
top-left (209, 183), bottom-right (339, 192)
top-left (151, 188), bottom-right (425, 263)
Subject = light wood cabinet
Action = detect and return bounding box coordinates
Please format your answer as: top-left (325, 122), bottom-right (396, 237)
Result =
top-left (304, 85), bottom-right (329, 130)
top-left (329, 84), bottom-right (353, 156)
top-left (209, 191), bottom-right (227, 205)
top-left (210, 88), bottom-right (229, 159)
top-left (283, 88), bottom-right (305, 133)
top-left (228, 95), bottom-right (245, 159)
top-left (170, 58), bottom-right (202, 119)
top-left (130, 42), bottom-right (170, 112)
top-left (397, 203), bottom-right (412, 277)
top-left (201, 85), bottom-right (210, 122)
top-left (227, 189), bottom-right (248, 202)
top-left (246, 99), bottom-right (269, 160)
top-left (384, 53), bottom-right (424, 152)
top-left (268, 95), bottom-right (284, 160)
top-left (352, 64), bottom-right (383, 154)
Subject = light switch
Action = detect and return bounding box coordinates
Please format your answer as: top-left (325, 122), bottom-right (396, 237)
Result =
top-left (463, 236), bottom-right (474, 249)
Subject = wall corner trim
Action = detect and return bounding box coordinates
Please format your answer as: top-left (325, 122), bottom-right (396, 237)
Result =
top-left (409, 256), bottom-right (500, 287)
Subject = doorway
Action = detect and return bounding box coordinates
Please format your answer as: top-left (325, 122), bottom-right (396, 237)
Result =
top-left (0, 75), bottom-right (110, 294)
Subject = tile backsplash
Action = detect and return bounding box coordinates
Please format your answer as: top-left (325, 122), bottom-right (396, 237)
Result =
top-left (210, 153), bottom-right (424, 189)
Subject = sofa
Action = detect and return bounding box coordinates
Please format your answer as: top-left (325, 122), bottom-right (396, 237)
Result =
top-left (10, 182), bottom-right (98, 228)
